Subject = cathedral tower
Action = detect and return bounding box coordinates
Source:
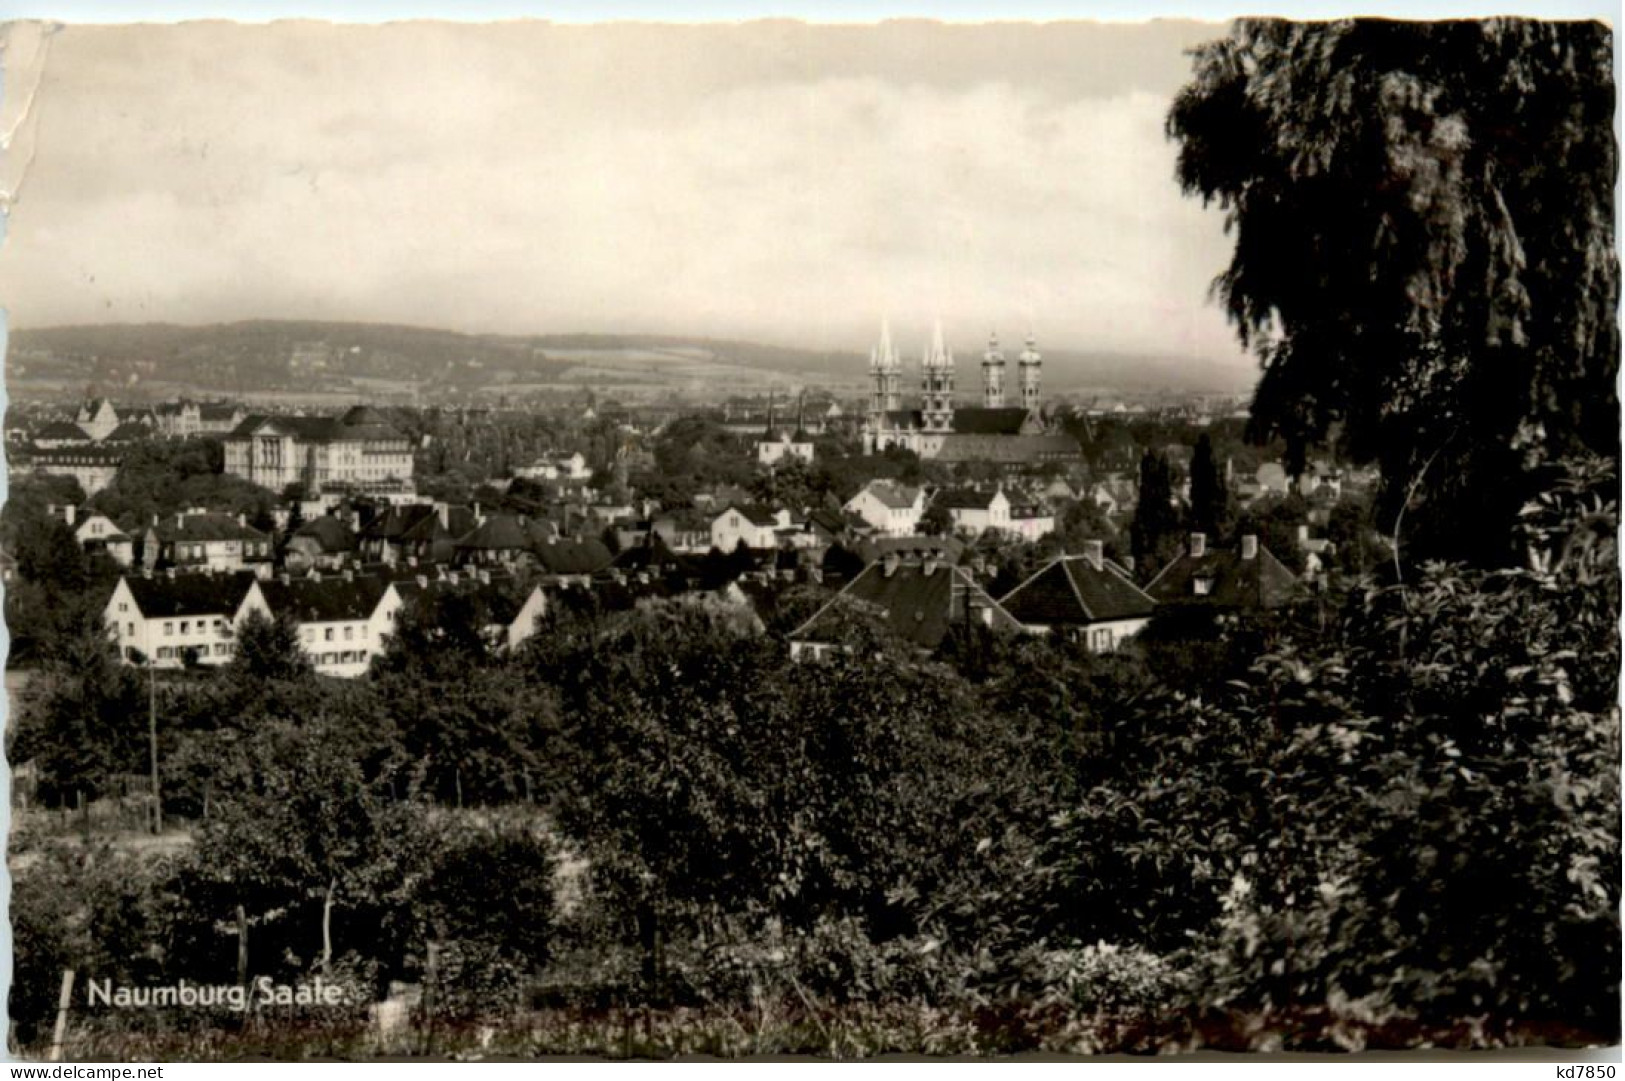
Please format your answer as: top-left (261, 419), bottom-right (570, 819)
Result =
top-left (1018, 332), bottom-right (1042, 413)
top-left (869, 318), bottom-right (903, 417)
top-left (920, 318), bottom-right (955, 433)
top-left (981, 331), bottom-right (1006, 408)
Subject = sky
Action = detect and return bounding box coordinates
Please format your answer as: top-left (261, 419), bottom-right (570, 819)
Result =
top-left (4, 17), bottom-right (1264, 371)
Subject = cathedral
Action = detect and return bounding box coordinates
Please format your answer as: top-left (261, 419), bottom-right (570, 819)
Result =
top-left (862, 320), bottom-right (1080, 465)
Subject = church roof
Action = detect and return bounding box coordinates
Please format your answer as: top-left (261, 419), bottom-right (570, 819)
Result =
top-left (949, 407), bottom-right (1032, 436)
top-left (932, 434), bottom-right (1081, 463)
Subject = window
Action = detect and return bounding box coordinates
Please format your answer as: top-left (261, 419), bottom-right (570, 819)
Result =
top-left (157, 646), bottom-right (173, 660)
top-left (214, 643), bottom-right (228, 655)
top-left (304, 628), bottom-right (315, 643)
top-left (180, 621), bottom-right (189, 634)
top-left (163, 622), bottom-right (174, 636)
top-left (344, 626), bottom-right (354, 641)
top-left (1090, 628), bottom-right (1113, 653)
top-left (1193, 577), bottom-right (1213, 597)
top-left (118, 602), bottom-right (128, 613)
top-left (126, 622), bottom-right (134, 637)
top-left (325, 628), bottom-right (335, 642)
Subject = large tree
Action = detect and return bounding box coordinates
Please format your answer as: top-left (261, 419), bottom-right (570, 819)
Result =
top-left (1168, 19), bottom-right (1617, 565)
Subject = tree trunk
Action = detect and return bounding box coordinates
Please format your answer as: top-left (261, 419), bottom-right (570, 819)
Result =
top-left (321, 878), bottom-right (336, 976)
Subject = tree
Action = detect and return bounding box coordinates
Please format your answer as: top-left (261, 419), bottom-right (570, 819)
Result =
top-left (1187, 433), bottom-right (1237, 542)
top-left (918, 500), bottom-right (953, 537)
top-left (1129, 449), bottom-right (1182, 578)
top-left (1169, 19), bottom-right (1618, 566)
top-left (229, 609), bottom-right (312, 683)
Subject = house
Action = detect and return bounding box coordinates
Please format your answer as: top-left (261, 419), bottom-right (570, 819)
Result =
top-left (20, 446), bottom-right (125, 495)
top-left (515, 451), bottom-right (590, 482)
top-left (844, 480), bottom-right (925, 537)
top-left (532, 537), bottom-right (614, 585)
top-left (453, 513), bottom-right (554, 567)
top-left (237, 572), bottom-right (403, 678)
top-left (285, 515), bottom-right (358, 571)
top-left (711, 505), bottom-right (788, 552)
top-left (756, 432), bottom-right (815, 467)
top-left (143, 512), bottom-right (274, 574)
top-left (32, 421), bottom-right (93, 449)
top-left (935, 487), bottom-right (1011, 536)
top-left (392, 568), bottom-right (550, 653)
top-left (788, 554), bottom-right (1023, 660)
top-left (70, 508), bottom-right (135, 567)
top-left (222, 406), bottom-right (414, 494)
top-left (105, 571), bottom-right (260, 668)
top-left (76, 398), bottom-right (122, 442)
top-left (1145, 532), bottom-right (1299, 612)
top-left (358, 503), bottom-right (472, 565)
top-left (999, 541), bottom-right (1156, 652)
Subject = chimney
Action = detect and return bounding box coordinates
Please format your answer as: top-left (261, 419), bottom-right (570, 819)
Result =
top-left (1083, 539), bottom-right (1104, 571)
top-left (477, 568), bottom-right (490, 584)
top-left (881, 552), bottom-right (900, 578)
top-left (1189, 532), bottom-right (1207, 558)
top-left (65, 504), bottom-right (76, 527)
top-left (279, 572), bottom-right (290, 585)
top-left (237, 513), bottom-right (246, 528)
top-left (152, 513), bottom-right (159, 528)
top-left (436, 502), bottom-right (450, 531)
top-left (416, 574), bottom-right (429, 590)
top-left (342, 568), bottom-right (354, 582)
top-left (176, 513), bottom-right (185, 529)
top-left (1241, 534), bottom-right (1259, 561)
top-left (407, 555), bottom-right (418, 568)
top-left (922, 557), bottom-right (938, 576)
top-left (1121, 554), bottom-right (1136, 573)
top-left (1296, 523), bottom-right (1310, 546)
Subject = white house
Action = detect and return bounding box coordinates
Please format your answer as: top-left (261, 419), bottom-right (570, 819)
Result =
top-left (515, 451), bottom-right (590, 482)
top-left (711, 505), bottom-right (788, 552)
top-left (105, 571), bottom-right (261, 669)
top-left (71, 509), bottom-right (135, 567)
top-left (239, 573), bottom-right (404, 679)
top-left (756, 432), bottom-right (815, 467)
top-left (998, 541), bottom-right (1156, 653)
top-left (843, 481), bottom-right (924, 537)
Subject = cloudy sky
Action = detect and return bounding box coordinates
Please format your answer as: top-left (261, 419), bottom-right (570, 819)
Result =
top-left (0, 18), bottom-right (1254, 370)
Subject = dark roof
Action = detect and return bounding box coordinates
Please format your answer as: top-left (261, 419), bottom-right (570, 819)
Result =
top-left (717, 504), bottom-right (780, 528)
top-left (122, 571), bottom-right (258, 618)
top-left (258, 574), bottom-right (389, 624)
top-left (1000, 555), bottom-right (1156, 626)
top-left (104, 421), bottom-right (152, 442)
top-left (228, 408), bottom-right (403, 443)
top-left (948, 407), bottom-right (1033, 436)
top-left (199, 403), bottom-right (242, 421)
top-left (792, 559), bottom-right (1022, 651)
top-left (292, 515), bottom-right (357, 553)
top-left (533, 538), bottom-right (613, 576)
top-left (393, 571), bottom-right (536, 627)
top-left (455, 514), bottom-right (551, 551)
top-left (35, 421), bottom-right (91, 441)
top-left (934, 488), bottom-right (1001, 510)
top-left (854, 481), bottom-right (920, 510)
top-left (932, 434), bottom-right (1082, 463)
top-left (362, 504), bottom-right (442, 541)
top-left (152, 513), bottom-right (269, 543)
top-left (1145, 540), bottom-right (1299, 610)
top-left (855, 535), bottom-right (965, 563)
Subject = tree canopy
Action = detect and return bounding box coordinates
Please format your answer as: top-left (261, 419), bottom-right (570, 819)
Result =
top-left (1168, 18), bottom-right (1618, 564)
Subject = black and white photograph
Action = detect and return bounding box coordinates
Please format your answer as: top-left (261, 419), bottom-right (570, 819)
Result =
top-left (0, 4), bottom-right (1618, 1064)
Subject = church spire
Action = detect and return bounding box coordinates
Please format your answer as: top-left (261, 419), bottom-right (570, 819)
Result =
top-left (1018, 330), bottom-right (1042, 413)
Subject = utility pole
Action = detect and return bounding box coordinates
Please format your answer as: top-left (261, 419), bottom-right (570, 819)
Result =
top-left (148, 657), bottom-right (161, 836)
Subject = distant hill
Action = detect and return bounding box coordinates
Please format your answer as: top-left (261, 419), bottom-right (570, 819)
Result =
top-left (5, 320), bottom-right (1252, 401)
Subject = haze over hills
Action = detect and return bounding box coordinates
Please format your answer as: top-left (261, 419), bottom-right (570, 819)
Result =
top-left (5, 321), bottom-right (1255, 405)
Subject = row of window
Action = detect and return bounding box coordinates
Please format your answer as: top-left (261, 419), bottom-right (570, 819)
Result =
top-left (154, 643), bottom-right (233, 660)
top-left (158, 618), bottom-right (227, 636)
top-left (316, 650), bottom-right (369, 666)
top-left (303, 624), bottom-right (365, 643)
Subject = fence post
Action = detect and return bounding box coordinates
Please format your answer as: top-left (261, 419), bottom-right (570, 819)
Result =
top-left (48, 969), bottom-right (74, 1062)
top-left (422, 942), bottom-right (439, 1058)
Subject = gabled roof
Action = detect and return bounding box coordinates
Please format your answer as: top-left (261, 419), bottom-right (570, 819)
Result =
top-left (791, 559), bottom-right (1023, 651)
top-left (1145, 540), bottom-right (1299, 610)
top-left (454, 514), bottom-right (551, 551)
top-left (934, 488), bottom-right (1002, 511)
top-left (104, 421), bottom-right (152, 442)
top-left (152, 513), bottom-right (269, 544)
top-left (199, 403), bottom-right (243, 422)
top-left (257, 574), bottom-right (389, 624)
top-left (1000, 554), bottom-right (1156, 626)
top-left (292, 515), bottom-right (357, 553)
top-left (852, 480), bottom-right (920, 510)
top-left (120, 571), bottom-right (259, 619)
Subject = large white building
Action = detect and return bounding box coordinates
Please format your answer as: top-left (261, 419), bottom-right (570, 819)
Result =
top-left (222, 406), bottom-right (414, 494)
